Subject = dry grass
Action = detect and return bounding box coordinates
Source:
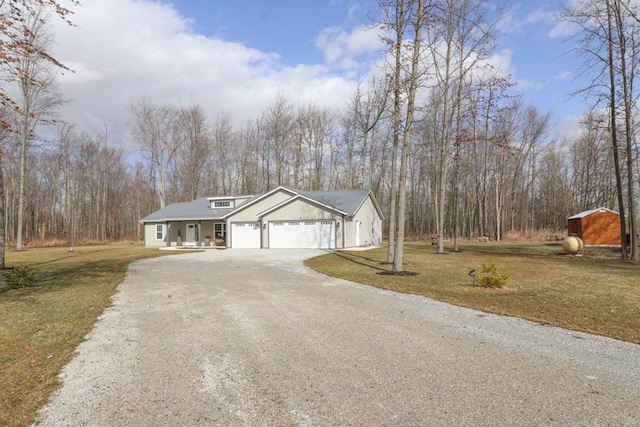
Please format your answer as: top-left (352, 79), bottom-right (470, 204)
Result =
top-left (305, 242), bottom-right (640, 344)
top-left (2, 242), bottom-right (638, 426)
top-left (0, 244), bottom-right (180, 427)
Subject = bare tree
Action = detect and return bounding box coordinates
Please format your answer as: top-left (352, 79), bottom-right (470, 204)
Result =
top-left (378, 0), bottom-right (412, 265)
top-left (2, 6), bottom-right (67, 250)
top-left (0, 107), bottom-right (9, 267)
top-left (537, 141), bottom-right (572, 230)
top-left (0, 0), bottom-right (78, 127)
top-left (423, 0), bottom-right (503, 253)
top-left (393, 0), bottom-right (425, 272)
top-left (210, 114), bottom-right (237, 194)
top-left (130, 99), bottom-right (185, 209)
top-left (237, 119), bottom-right (262, 194)
top-left (176, 103), bottom-right (211, 200)
top-left (296, 103), bottom-right (334, 191)
top-left (562, 0), bottom-right (639, 261)
top-left (260, 91), bottom-right (296, 188)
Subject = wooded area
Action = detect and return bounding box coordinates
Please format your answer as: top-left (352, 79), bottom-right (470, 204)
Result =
top-left (1, 0), bottom-right (639, 261)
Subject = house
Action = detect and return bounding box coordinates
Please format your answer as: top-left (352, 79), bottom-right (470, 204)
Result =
top-left (567, 207), bottom-right (621, 246)
top-left (140, 186), bottom-right (384, 249)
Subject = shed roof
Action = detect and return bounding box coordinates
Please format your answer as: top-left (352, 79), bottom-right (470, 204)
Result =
top-left (568, 207), bottom-right (619, 220)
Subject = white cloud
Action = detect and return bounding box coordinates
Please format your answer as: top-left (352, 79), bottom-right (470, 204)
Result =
top-left (554, 70), bottom-right (572, 81)
top-left (315, 24), bottom-right (383, 68)
top-left (549, 20), bottom-right (578, 39)
top-left (485, 48), bottom-right (514, 77)
top-left (554, 114), bottom-right (582, 140)
top-left (48, 0), bottom-right (362, 150)
top-left (498, 4), bottom-right (555, 37)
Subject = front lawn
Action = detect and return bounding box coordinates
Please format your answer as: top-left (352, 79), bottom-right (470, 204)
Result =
top-left (305, 242), bottom-right (640, 344)
top-left (0, 245), bottom-right (180, 427)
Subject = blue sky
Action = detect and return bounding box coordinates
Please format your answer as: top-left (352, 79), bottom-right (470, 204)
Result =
top-left (170, 0), bottom-right (584, 129)
top-left (51, 0), bottom-right (586, 147)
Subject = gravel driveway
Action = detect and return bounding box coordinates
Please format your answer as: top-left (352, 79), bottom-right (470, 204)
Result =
top-left (34, 249), bottom-right (640, 426)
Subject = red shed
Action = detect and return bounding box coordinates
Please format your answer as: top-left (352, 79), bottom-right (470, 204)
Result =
top-left (567, 208), bottom-right (621, 246)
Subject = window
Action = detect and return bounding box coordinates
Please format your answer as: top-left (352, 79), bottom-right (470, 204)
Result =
top-left (214, 200), bottom-right (231, 208)
top-left (214, 223), bottom-right (226, 237)
top-left (155, 224), bottom-right (164, 240)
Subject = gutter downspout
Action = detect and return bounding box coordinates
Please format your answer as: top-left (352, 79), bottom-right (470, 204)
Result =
top-left (342, 214), bottom-right (346, 249)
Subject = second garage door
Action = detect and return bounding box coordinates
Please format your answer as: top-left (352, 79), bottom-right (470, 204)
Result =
top-left (269, 220), bottom-right (336, 249)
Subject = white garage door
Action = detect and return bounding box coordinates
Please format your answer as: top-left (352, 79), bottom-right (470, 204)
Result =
top-left (231, 222), bottom-right (261, 248)
top-left (269, 220), bottom-right (336, 249)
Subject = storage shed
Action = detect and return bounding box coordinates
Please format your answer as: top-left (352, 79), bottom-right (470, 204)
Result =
top-left (567, 208), bottom-right (621, 246)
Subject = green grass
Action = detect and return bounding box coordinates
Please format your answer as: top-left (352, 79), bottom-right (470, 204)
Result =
top-left (0, 245), bottom-right (181, 427)
top-left (305, 242), bottom-right (640, 345)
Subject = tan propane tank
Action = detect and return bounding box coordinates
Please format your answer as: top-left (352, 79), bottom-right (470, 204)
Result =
top-left (563, 236), bottom-right (584, 254)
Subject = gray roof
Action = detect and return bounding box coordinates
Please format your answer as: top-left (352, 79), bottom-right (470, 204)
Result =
top-left (140, 197), bottom-right (239, 222)
top-left (293, 188), bottom-right (373, 215)
top-left (568, 207), bottom-right (619, 220)
top-left (140, 187), bottom-right (382, 223)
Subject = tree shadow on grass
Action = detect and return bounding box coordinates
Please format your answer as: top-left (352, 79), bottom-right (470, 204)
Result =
top-left (378, 270), bottom-right (419, 276)
top-left (332, 251), bottom-right (387, 272)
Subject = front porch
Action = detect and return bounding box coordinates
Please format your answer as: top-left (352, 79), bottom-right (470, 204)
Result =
top-left (164, 221), bottom-right (227, 248)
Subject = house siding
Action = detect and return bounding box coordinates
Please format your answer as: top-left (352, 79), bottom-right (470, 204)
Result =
top-left (350, 195), bottom-right (383, 247)
top-left (227, 189), bottom-right (293, 222)
top-left (143, 223), bottom-right (166, 247)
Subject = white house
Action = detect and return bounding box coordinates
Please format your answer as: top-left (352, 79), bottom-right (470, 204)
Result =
top-left (140, 186), bottom-right (384, 249)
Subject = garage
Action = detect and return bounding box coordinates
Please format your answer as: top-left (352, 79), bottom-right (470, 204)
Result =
top-left (230, 222), bottom-right (261, 248)
top-left (269, 220), bottom-right (336, 249)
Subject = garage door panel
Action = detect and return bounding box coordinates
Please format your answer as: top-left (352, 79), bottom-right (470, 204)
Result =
top-left (231, 222), bottom-right (260, 248)
top-left (269, 220), bottom-right (335, 249)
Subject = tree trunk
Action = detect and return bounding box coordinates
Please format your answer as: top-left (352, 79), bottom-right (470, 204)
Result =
top-left (393, 0), bottom-right (424, 272)
top-left (386, 0), bottom-right (407, 265)
top-left (606, 0), bottom-right (628, 260)
top-left (0, 152), bottom-right (5, 269)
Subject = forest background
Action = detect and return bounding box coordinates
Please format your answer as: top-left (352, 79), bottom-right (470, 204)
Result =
top-left (1, 0), bottom-right (638, 262)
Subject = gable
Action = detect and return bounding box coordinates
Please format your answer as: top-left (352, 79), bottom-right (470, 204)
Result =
top-left (259, 196), bottom-right (340, 219)
top-left (207, 195), bottom-right (254, 210)
top-left (226, 188), bottom-right (296, 221)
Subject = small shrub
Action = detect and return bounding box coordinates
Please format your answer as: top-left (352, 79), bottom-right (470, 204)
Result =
top-left (476, 258), bottom-right (508, 288)
top-left (3, 265), bottom-right (35, 289)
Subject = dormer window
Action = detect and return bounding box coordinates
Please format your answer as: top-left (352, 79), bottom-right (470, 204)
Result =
top-left (214, 200), bottom-right (231, 208)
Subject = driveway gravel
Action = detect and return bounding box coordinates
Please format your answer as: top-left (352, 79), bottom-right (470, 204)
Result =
top-left (33, 249), bottom-right (640, 426)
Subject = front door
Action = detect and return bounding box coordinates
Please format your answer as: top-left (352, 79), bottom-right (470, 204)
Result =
top-left (186, 223), bottom-right (196, 243)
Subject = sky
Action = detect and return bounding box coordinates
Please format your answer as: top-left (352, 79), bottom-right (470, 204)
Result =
top-left (49, 0), bottom-right (587, 151)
